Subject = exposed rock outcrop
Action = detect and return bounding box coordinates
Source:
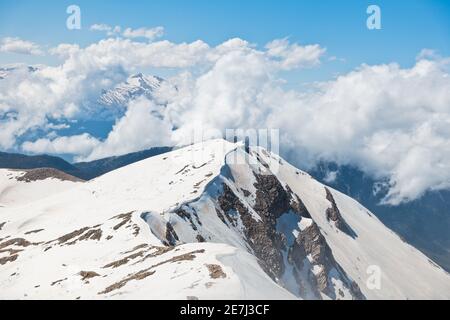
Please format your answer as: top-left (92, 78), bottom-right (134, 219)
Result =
top-left (218, 182), bottom-right (285, 279)
top-left (15, 168), bottom-right (83, 183)
top-left (288, 220), bottom-right (364, 299)
top-left (138, 150), bottom-right (365, 299)
top-left (325, 187), bottom-right (357, 238)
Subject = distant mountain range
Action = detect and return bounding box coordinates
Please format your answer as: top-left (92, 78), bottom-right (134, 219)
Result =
top-left (0, 151), bottom-right (83, 178)
top-left (98, 73), bottom-right (165, 108)
top-left (0, 147), bottom-right (172, 181)
top-left (73, 146), bottom-right (172, 180)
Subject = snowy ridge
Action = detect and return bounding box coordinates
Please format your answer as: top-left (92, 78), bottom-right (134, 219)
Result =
top-left (0, 169), bottom-right (82, 208)
top-left (0, 140), bottom-right (294, 300)
top-left (0, 139), bottom-right (449, 299)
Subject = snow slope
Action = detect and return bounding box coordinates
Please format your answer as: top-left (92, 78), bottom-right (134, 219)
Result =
top-left (0, 139), bottom-right (449, 299)
top-left (0, 141), bottom-right (294, 300)
top-left (261, 149), bottom-right (450, 299)
top-left (0, 169), bottom-right (82, 208)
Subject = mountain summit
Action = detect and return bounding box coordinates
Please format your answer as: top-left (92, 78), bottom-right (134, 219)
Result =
top-left (98, 73), bottom-right (165, 108)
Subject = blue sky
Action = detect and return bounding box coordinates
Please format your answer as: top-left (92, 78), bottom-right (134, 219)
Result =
top-left (1, 0), bottom-right (449, 73)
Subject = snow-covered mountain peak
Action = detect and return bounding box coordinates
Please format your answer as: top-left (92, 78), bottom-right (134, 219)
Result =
top-left (98, 73), bottom-right (164, 108)
top-left (1, 139), bottom-right (449, 300)
top-left (128, 73), bottom-right (163, 88)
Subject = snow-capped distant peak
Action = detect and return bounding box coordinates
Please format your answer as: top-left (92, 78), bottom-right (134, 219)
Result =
top-left (127, 73), bottom-right (163, 88)
top-left (98, 73), bottom-right (164, 107)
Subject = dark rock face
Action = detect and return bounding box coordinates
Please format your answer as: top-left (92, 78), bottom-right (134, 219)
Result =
top-left (218, 182), bottom-right (285, 279)
top-left (290, 222), bottom-right (332, 272)
top-left (287, 186), bottom-right (312, 219)
top-left (159, 151), bottom-right (364, 299)
top-left (288, 221), bottom-right (364, 299)
top-left (175, 207), bottom-right (198, 231)
top-left (196, 234), bottom-right (206, 243)
top-left (324, 187), bottom-right (357, 239)
top-left (213, 169), bottom-right (365, 299)
top-left (241, 188), bottom-right (251, 197)
top-left (253, 173), bottom-right (291, 219)
top-left (165, 222), bottom-right (179, 246)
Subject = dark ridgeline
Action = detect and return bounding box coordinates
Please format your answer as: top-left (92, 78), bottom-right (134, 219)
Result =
top-left (0, 151), bottom-right (82, 177)
top-left (0, 147), bottom-right (172, 180)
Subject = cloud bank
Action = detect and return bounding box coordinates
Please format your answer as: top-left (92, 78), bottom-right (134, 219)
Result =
top-left (1, 32), bottom-right (450, 205)
top-left (90, 24), bottom-right (165, 41)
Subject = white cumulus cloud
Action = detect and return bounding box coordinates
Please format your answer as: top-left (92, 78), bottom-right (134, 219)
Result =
top-left (266, 38), bottom-right (326, 69)
top-left (22, 133), bottom-right (100, 156)
top-left (161, 52), bottom-right (450, 205)
top-left (81, 97), bottom-right (173, 161)
top-left (90, 24), bottom-right (122, 36)
top-left (122, 26), bottom-right (164, 40)
top-left (0, 37), bottom-right (44, 56)
top-left (90, 24), bottom-right (164, 40)
top-left (8, 33), bottom-right (450, 204)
